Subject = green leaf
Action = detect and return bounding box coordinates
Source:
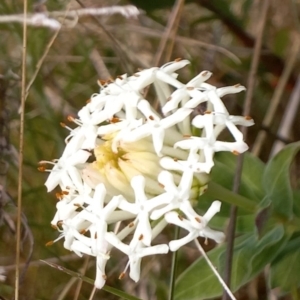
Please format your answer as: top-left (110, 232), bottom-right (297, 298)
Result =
top-left (175, 226), bottom-right (287, 300)
top-left (270, 249), bottom-right (300, 293)
top-left (262, 142), bottom-right (300, 220)
top-left (212, 152), bottom-right (265, 202)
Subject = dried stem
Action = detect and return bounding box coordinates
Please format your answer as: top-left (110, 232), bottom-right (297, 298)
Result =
top-left (15, 0), bottom-right (28, 298)
top-left (252, 34), bottom-right (300, 156)
top-left (222, 1), bottom-right (270, 299)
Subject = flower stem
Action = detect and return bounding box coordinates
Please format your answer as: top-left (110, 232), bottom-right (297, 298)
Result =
top-left (206, 181), bottom-right (257, 212)
top-left (168, 226), bottom-right (180, 300)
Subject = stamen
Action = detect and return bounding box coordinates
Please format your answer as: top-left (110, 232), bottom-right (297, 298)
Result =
top-left (67, 115), bottom-right (75, 122)
top-left (38, 166), bottom-right (46, 172)
top-left (128, 222), bottom-right (135, 228)
top-left (149, 115), bottom-right (155, 121)
top-left (138, 234), bottom-right (143, 241)
top-left (167, 96), bottom-right (172, 101)
top-left (234, 83), bottom-right (241, 87)
top-left (119, 272), bottom-right (126, 280)
top-left (174, 58), bottom-right (182, 62)
top-left (245, 115), bottom-right (252, 120)
top-left (204, 110), bottom-right (212, 114)
top-left (232, 150), bottom-right (240, 155)
top-left (186, 86), bottom-right (194, 90)
top-left (195, 216), bottom-right (201, 223)
top-left (178, 214), bottom-right (183, 221)
top-left (202, 71), bottom-right (208, 76)
top-left (45, 240), bottom-right (54, 246)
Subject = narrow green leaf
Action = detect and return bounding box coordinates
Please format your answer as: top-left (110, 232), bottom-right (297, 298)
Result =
top-left (41, 260), bottom-right (142, 300)
top-left (263, 141), bottom-right (300, 219)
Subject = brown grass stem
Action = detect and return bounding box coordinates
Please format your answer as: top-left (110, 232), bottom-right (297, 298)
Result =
top-left (222, 1), bottom-right (270, 299)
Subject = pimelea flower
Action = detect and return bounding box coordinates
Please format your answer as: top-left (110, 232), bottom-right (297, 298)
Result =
top-left (41, 59), bottom-right (253, 289)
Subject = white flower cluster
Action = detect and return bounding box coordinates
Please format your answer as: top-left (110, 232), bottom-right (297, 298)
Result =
top-left (41, 59), bottom-right (253, 289)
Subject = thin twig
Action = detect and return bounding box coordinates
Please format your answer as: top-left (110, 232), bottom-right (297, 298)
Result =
top-left (73, 256), bottom-right (90, 300)
top-left (153, 0), bottom-right (185, 67)
top-left (152, 0), bottom-right (185, 110)
top-left (194, 239), bottom-right (236, 300)
top-left (252, 35), bottom-right (300, 156)
top-left (76, 0), bottom-right (132, 74)
top-left (24, 27), bottom-right (61, 102)
top-left (88, 286), bottom-right (97, 300)
top-left (222, 1), bottom-right (270, 299)
top-left (270, 73), bottom-right (300, 157)
top-left (0, 6), bottom-right (140, 29)
top-left (15, 0), bottom-right (27, 298)
top-left (117, 24), bottom-right (241, 64)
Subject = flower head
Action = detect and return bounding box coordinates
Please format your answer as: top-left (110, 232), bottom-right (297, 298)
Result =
top-left (42, 60), bottom-right (253, 289)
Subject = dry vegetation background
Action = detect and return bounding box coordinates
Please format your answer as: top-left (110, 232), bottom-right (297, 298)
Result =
top-left (0, 0), bottom-right (300, 299)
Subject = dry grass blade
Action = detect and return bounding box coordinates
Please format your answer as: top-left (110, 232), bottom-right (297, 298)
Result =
top-left (252, 35), bottom-right (300, 156)
top-left (222, 1), bottom-right (270, 299)
top-left (15, 0), bottom-right (28, 298)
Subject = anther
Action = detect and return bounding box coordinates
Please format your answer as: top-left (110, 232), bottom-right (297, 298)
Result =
top-left (167, 96), bottom-right (172, 101)
top-left (38, 166), bottom-right (46, 172)
top-left (158, 183), bottom-right (165, 189)
top-left (174, 58), bottom-right (182, 62)
top-left (186, 86), bottom-right (194, 90)
top-left (178, 214), bottom-right (183, 221)
top-left (195, 216), bottom-right (201, 223)
top-left (57, 221), bottom-right (63, 227)
top-left (204, 110), bottom-right (212, 114)
top-left (102, 274), bottom-right (107, 280)
top-left (138, 234), bottom-right (143, 241)
top-left (60, 122), bottom-right (66, 127)
top-left (133, 73), bottom-right (140, 77)
top-left (128, 222), bottom-right (135, 228)
top-left (173, 158), bottom-right (178, 162)
top-left (51, 224), bottom-right (58, 230)
top-left (183, 134), bottom-right (191, 138)
top-left (45, 241), bottom-right (54, 247)
top-left (245, 115), bottom-right (252, 120)
top-left (232, 150), bottom-right (240, 156)
top-left (67, 115), bottom-right (75, 122)
top-left (234, 83), bottom-right (241, 88)
top-left (202, 71), bottom-right (208, 76)
top-left (204, 238), bottom-right (209, 245)
top-left (149, 115), bottom-right (154, 121)
top-left (119, 272), bottom-right (125, 280)
top-left (55, 192), bottom-right (62, 199)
